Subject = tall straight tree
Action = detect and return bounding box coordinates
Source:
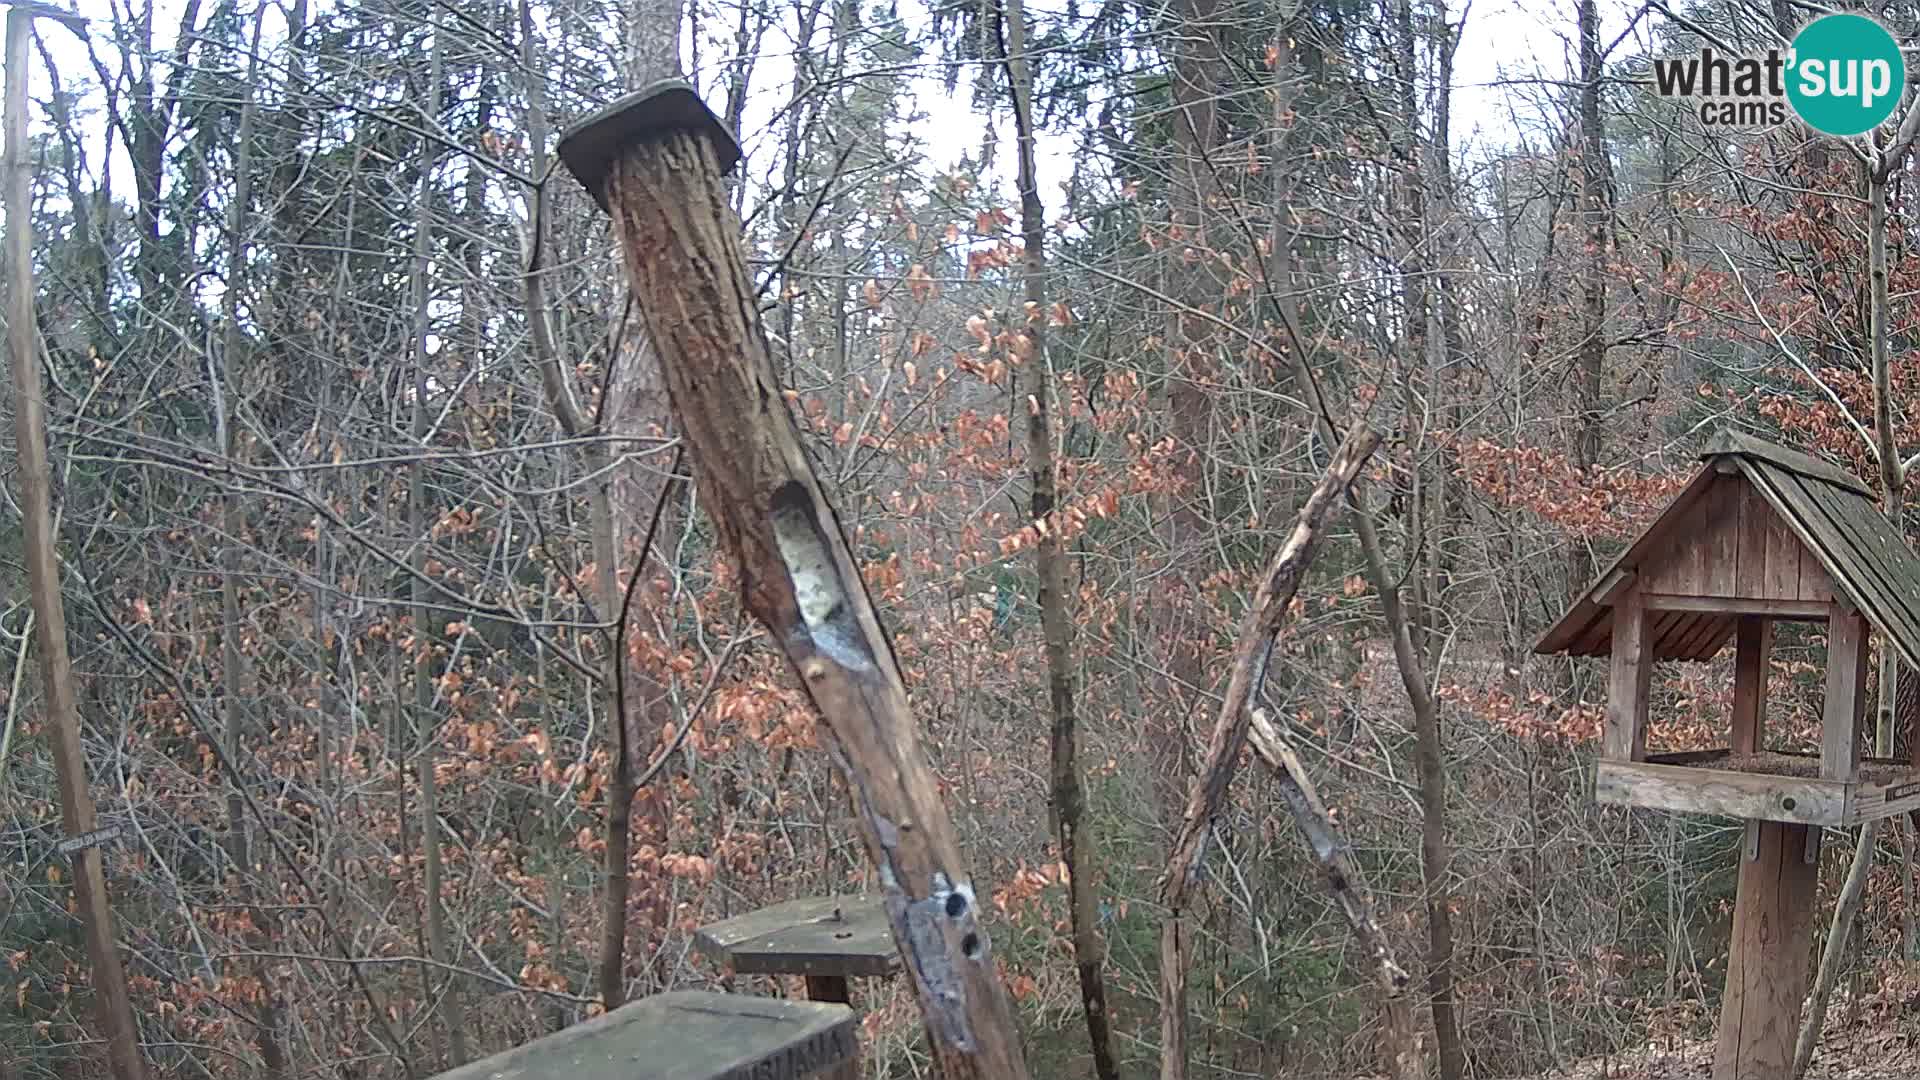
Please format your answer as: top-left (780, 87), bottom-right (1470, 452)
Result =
top-left (998, 0), bottom-right (1118, 1074)
top-left (4, 7), bottom-right (146, 1079)
top-left (409, 25), bottom-right (468, 1068)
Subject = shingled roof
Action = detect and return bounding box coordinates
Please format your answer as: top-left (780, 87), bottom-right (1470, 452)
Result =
top-left (1535, 430), bottom-right (1920, 671)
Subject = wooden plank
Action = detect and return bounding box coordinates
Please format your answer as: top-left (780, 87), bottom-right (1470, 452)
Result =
top-left (429, 990), bottom-right (857, 1080)
top-left (1570, 609), bottom-right (1614, 657)
top-left (1743, 464), bottom-right (1833, 605)
top-left (1595, 760), bottom-right (1847, 826)
top-left (1537, 466), bottom-right (1722, 656)
top-left (1679, 616), bottom-right (1735, 661)
top-left (1794, 475), bottom-right (1902, 614)
top-left (1780, 471), bottom-right (1920, 669)
top-left (694, 896), bottom-right (901, 979)
top-left (1641, 595), bottom-right (1829, 618)
top-left (1705, 477), bottom-right (1740, 596)
top-left (1761, 498), bottom-right (1803, 601)
top-left (1705, 430), bottom-right (1874, 496)
top-left (1798, 537), bottom-right (1835, 602)
top-left (1849, 770), bottom-right (1920, 824)
top-left (1823, 486), bottom-right (1920, 669)
top-left (1734, 481), bottom-right (1771, 599)
top-left (1658, 610), bottom-right (1702, 660)
top-left (1645, 748), bottom-right (1735, 766)
top-left (1606, 591), bottom-right (1653, 762)
top-left (1823, 610), bottom-right (1868, 781)
top-left (803, 978), bottom-right (859, 1080)
top-left (1712, 821), bottom-right (1819, 1080)
top-left (1731, 617), bottom-right (1772, 756)
top-left (1676, 612), bottom-right (1724, 661)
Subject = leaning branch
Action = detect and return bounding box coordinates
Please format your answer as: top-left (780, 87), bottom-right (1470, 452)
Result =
top-left (1156, 423), bottom-right (1382, 1080)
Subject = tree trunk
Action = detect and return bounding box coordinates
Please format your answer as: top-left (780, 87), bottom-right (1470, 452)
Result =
top-left (1153, 0), bottom-right (1224, 832)
top-left (215, 13), bottom-right (284, 1073)
top-left (1354, 501), bottom-right (1466, 1080)
top-left (409, 28), bottom-right (467, 1068)
top-left (4, 10), bottom-right (148, 1079)
top-left (1000, 2), bottom-right (1119, 1076)
top-left (1571, 0), bottom-right (1609, 596)
top-left (1794, 823), bottom-right (1876, 1077)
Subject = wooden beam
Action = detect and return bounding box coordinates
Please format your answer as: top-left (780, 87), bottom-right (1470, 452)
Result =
top-left (1595, 760), bottom-right (1846, 826)
top-left (1824, 611), bottom-right (1868, 781)
top-left (1731, 617), bottom-right (1772, 756)
top-left (1641, 595), bottom-right (1831, 619)
top-left (430, 990), bottom-right (857, 1080)
top-left (558, 85), bottom-right (1029, 1079)
top-left (1592, 566), bottom-right (1635, 605)
top-left (1712, 821), bottom-right (1818, 1080)
top-left (1606, 589), bottom-right (1653, 761)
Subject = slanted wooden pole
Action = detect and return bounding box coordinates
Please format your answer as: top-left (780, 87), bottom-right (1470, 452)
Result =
top-left (5, 9), bottom-right (146, 1080)
top-left (1713, 820), bottom-right (1817, 1080)
top-left (557, 83), bottom-right (1031, 1079)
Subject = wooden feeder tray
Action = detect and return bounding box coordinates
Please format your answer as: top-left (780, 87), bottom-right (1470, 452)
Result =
top-left (428, 989), bottom-right (855, 1080)
top-left (694, 895), bottom-right (900, 980)
top-left (1597, 749), bottom-right (1920, 827)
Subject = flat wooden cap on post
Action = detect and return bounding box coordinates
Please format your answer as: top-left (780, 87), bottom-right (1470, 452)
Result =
top-left (557, 80), bottom-right (741, 212)
top-left (556, 89), bottom-right (1032, 1079)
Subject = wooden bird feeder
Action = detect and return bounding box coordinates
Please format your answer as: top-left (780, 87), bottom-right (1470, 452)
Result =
top-left (428, 990), bottom-right (856, 1080)
top-left (1536, 430), bottom-right (1920, 1080)
top-left (695, 896), bottom-right (901, 1080)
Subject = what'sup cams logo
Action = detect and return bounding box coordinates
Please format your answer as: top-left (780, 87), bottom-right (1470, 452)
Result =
top-left (1652, 13), bottom-right (1906, 136)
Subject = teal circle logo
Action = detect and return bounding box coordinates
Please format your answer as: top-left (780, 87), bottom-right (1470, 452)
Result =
top-left (1787, 14), bottom-right (1905, 136)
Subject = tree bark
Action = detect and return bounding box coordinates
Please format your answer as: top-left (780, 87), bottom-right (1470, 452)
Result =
top-left (999, 2), bottom-right (1119, 1076)
top-left (1153, 0), bottom-right (1224, 832)
top-left (1571, 0), bottom-right (1609, 596)
top-left (1155, 425), bottom-right (1382, 1080)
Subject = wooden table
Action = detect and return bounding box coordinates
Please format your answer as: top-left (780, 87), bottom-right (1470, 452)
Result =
top-left (694, 896), bottom-right (902, 1078)
top-left (428, 990), bottom-right (856, 1080)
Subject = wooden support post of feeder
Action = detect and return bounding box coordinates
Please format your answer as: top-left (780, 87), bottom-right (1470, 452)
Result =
top-left (429, 990), bottom-right (857, 1080)
top-left (695, 895), bottom-right (902, 1080)
top-left (1714, 822), bottom-right (1818, 1080)
top-left (556, 82), bottom-right (1032, 1080)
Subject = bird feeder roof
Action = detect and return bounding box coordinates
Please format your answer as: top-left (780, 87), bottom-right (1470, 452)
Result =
top-left (1535, 430), bottom-right (1920, 671)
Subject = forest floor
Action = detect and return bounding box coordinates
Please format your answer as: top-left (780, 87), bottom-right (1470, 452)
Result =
top-left (1515, 1021), bottom-right (1918, 1079)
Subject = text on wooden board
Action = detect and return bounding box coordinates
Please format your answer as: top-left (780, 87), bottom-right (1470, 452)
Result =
top-left (718, 1024), bottom-right (853, 1080)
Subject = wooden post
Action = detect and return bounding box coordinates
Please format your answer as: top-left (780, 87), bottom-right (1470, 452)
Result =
top-left (803, 976), bottom-right (857, 1080)
top-left (1713, 821), bottom-right (1818, 1080)
top-left (1824, 609), bottom-right (1868, 781)
top-left (1731, 617), bottom-right (1772, 756)
top-left (4, 9), bottom-right (147, 1080)
top-left (1605, 589), bottom-right (1652, 761)
top-left (558, 83), bottom-right (1031, 1079)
